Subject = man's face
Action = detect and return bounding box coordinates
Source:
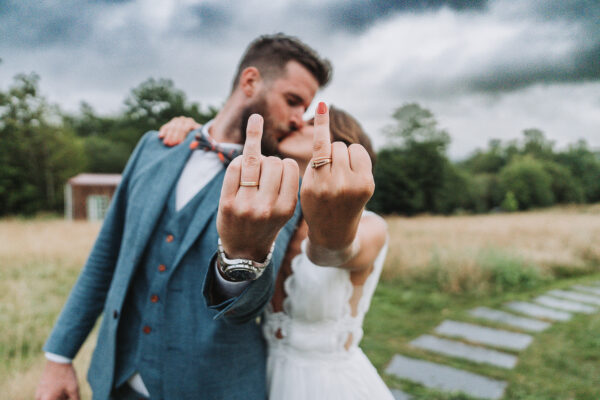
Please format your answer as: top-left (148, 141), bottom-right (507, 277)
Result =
top-left (241, 61), bottom-right (319, 156)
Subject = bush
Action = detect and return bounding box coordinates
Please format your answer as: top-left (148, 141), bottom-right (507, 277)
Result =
top-left (499, 156), bottom-right (554, 210)
top-left (542, 160), bottom-right (585, 204)
top-left (501, 191), bottom-right (519, 212)
top-left (478, 248), bottom-right (550, 293)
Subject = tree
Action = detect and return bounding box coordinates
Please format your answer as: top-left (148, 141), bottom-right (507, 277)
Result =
top-left (542, 161), bottom-right (584, 204)
top-left (555, 140), bottom-right (600, 203)
top-left (0, 74), bottom-right (85, 215)
top-left (370, 104), bottom-right (457, 215)
top-left (498, 156), bottom-right (554, 210)
top-left (385, 103), bottom-right (450, 150)
top-left (122, 78), bottom-right (217, 147)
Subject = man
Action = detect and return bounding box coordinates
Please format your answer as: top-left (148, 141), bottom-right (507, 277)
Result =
top-left (36, 34), bottom-right (331, 400)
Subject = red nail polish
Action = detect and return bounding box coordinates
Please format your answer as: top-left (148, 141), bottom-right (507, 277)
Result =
top-left (317, 102), bottom-right (327, 114)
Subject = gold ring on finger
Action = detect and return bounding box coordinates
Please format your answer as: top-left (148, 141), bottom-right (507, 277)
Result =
top-left (240, 181), bottom-right (259, 187)
top-left (311, 157), bottom-right (332, 169)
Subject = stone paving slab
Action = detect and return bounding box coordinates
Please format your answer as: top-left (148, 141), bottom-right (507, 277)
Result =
top-left (411, 334), bottom-right (518, 369)
top-left (535, 295), bottom-right (597, 314)
top-left (572, 285), bottom-right (600, 296)
top-left (506, 301), bottom-right (572, 321)
top-left (434, 320), bottom-right (533, 351)
top-left (548, 290), bottom-right (600, 306)
top-left (469, 307), bottom-right (551, 332)
top-left (385, 354), bottom-right (507, 400)
top-left (391, 389), bottom-right (412, 400)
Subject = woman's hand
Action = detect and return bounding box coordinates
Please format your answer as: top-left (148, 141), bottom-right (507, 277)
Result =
top-left (300, 102), bottom-right (375, 259)
top-left (158, 116), bottom-right (201, 146)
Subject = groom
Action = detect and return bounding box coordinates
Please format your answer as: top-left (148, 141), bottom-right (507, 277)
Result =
top-left (36, 34), bottom-right (331, 400)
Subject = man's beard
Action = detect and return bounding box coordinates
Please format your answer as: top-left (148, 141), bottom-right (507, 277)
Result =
top-left (239, 98), bottom-right (284, 157)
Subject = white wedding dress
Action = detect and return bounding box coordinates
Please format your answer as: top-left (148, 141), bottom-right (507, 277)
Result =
top-left (263, 213), bottom-right (394, 400)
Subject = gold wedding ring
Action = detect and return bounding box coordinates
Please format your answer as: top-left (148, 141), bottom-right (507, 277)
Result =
top-left (240, 181), bottom-right (259, 187)
top-left (311, 157), bottom-right (332, 169)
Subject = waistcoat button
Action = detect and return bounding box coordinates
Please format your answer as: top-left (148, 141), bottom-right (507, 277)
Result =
top-left (158, 264), bottom-right (167, 272)
top-left (150, 294), bottom-right (159, 303)
top-left (143, 325), bottom-right (152, 334)
top-left (166, 234), bottom-right (174, 243)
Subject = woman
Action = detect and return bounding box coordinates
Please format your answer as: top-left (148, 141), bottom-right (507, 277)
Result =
top-left (160, 105), bottom-right (392, 399)
top-left (264, 105), bottom-right (392, 400)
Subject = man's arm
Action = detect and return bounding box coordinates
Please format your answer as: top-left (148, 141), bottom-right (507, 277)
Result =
top-left (43, 132), bottom-right (150, 357)
top-left (36, 132), bottom-right (151, 400)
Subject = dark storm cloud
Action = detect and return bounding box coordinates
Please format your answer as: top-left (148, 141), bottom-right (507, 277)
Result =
top-left (183, 3), bottom-right (233, 38)
top-left (469, 42), bottom-right (600, 92)
top-left (0, 0), bottom-right (98, 48)
top-left (467, 0), bottom-right (600, 92)
top-left (324, 0), bottom-right (488, 32)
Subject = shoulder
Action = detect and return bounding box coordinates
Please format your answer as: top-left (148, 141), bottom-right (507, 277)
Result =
top-left (360, 211), bottom-right (388, 248)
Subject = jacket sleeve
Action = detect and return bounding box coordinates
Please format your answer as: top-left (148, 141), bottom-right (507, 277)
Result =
top-left (202, 199), bottom-right (302, 324)
top-left (43, 132), bottom-right (153, 358)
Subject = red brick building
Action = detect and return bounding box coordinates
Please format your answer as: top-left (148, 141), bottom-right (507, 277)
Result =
top-left (65, 174), bottom-right (122, 220)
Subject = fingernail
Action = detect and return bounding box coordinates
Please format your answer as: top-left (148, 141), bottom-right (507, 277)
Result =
top-left (317, 102), bottom-right (327, 115)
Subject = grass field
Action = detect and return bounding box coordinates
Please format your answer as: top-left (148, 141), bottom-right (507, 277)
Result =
top-left (1, 205), bottom-right (600, 399)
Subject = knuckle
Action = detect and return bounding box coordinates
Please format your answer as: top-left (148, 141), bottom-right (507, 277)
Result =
top-left (243, 154), bottom-right (261, 168)
top-left (234, 204), bottom-right (253, 219)
top-left (312, 139), bottom-right (329, 153)
top-left (257, 206), bottom-right (273, 220)
top-left (220, 198), bottom-right (235, 214)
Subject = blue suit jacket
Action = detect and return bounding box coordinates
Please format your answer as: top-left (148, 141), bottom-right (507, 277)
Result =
top-left (44, 131), bottom-right (301, 399)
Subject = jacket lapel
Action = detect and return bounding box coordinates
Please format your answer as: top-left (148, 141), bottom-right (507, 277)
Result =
top-left (124, 134), bottom-right (195, 269)
top-left (171, 169), bottom-right (225, 270)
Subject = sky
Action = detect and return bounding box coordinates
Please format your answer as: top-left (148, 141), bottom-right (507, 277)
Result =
top-left (1, 0), bottom-right (599, 159)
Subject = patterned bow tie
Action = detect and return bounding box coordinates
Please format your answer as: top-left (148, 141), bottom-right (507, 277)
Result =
top-left (189, 131), bottom-right (240, 166)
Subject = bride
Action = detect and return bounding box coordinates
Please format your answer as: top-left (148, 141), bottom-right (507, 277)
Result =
top-left (160, 103), bottom-right (393, 399)
top-left (264, 104), bottom-right (393, 400)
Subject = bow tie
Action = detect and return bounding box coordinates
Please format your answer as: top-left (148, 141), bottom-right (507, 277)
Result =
top-left (189, 131), bottom-right (240, 166)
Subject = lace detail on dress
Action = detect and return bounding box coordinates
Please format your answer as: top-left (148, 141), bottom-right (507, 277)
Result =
top-left (264, 211), bottom-right (388, 354)
top-left (263, 211), bottom-right (394, 400)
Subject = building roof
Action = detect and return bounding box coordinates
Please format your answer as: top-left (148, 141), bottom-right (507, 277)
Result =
top-left (68, 173), bottom-right (122, 186)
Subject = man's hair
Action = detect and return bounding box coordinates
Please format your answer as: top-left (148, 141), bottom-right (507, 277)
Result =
top-left (231, 33), bottom-right (332, 92)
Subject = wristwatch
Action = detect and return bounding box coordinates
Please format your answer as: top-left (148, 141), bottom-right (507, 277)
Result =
top-left (217, 238), bottom-right (275, 282)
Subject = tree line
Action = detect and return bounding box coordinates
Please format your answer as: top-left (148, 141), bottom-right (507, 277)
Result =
top-left (0, 73), bottom-right (216, 215)
top-left (368, 104), bottom-right (600, 214)
top-left (1, 73), bottom-right (598, 217)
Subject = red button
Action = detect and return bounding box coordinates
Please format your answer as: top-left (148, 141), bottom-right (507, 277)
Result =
top-left (166, 234), bottom-right (174, 243)
top-left (158, 264), bottom-right (166, 272)
top-left (143, 325), bottom-right (151, 334)
top-left (150, 294), bottom-right (159, 303)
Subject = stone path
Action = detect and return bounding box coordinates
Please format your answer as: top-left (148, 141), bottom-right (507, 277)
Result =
top-left (469, 307), bottom-right (551, 332)
top-left (411, 334), bottom-right (518, 369)
top-left (385, 282), bottom-right (600, 399)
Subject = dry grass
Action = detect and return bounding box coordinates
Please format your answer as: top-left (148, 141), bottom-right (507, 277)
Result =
top-left (383, 204), bottom-right (600, 288)
top-left (0, 218), bottom-right (100, 399)
top-left (1, 205), bottom-right (600, 396)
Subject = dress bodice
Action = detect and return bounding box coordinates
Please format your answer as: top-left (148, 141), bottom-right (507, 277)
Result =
top-left (263, 212), bottom-right (388, 356)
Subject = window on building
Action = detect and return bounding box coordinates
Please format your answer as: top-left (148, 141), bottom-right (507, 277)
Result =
top-left (87, 195), bottom-right (110, 221)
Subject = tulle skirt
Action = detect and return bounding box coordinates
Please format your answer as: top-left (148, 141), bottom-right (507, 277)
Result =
top-left (266, 346), bottom-right (395, 400)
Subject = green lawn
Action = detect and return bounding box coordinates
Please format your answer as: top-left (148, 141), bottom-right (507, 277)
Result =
top-left (363, 274), bottom-right (600, 399)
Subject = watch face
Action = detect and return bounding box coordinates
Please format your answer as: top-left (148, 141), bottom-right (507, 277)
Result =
top-left (225, 268), bottom-right (259, 282)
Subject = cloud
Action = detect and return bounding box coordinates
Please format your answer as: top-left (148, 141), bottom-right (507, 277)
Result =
top-left (323, 0), bottom-right (488, 32)
top-left (0, 0), bottom-right (598, 158)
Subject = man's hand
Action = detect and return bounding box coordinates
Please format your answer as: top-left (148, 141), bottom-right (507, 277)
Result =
top-left (300, 102), bottom-right (374, 251)
top-left (158, 116), bottom-right (201, 146)
top-left (217, 114), bottom-right (299, 261)
top-left (35, 361), bottom-right (80, 400)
